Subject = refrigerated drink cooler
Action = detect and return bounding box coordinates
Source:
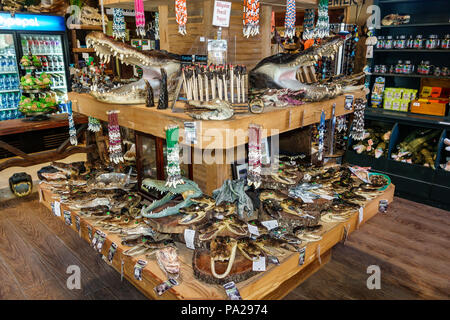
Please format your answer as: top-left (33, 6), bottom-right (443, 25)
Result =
top-left (0, 13), bottom-right (71, 121)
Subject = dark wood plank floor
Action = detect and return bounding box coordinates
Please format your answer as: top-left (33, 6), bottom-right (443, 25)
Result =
top-left (0, 194), bottom-right (448, 300)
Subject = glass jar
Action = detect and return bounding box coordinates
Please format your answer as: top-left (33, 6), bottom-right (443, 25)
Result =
top-left (389, 65), bottom-right (395, 74)
top-left (379, 65), bottom-right (387, 74)
top-left (441, 34), bottom-right (450, 49)
top-left (384, 35), bottom-right (393, 49)
top-left (434, 66), bottom-right (441, 77)
top-left (441, 67), bottom-right (448, 77)
top-left (414, 35), bottom-right (424, 49)
top-left (406, 35), bottom-right (414, 48)
top-left (395, 60), bottom-right (404, 74)
top-left (376, 36), bottom-right (385, 49)
top-left (396, 35), bottom-right (406, 49)
top-left (403, 60), bottom-right (412, 74)
top-left (374, 65), bottom-right (380, 73)
top-left (422, 61), bottom-right (431, 75)
top-left (425, 35), bottom-right (439, 49)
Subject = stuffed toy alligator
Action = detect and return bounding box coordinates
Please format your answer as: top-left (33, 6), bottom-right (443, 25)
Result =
top-left (141, 177), bottom-right (202, 218)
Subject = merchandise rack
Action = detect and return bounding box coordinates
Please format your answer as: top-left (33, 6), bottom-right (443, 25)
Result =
top-left (39, 181), bottom-right (395, 300)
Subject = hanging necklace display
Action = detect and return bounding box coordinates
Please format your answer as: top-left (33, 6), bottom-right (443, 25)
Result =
top-left (112, 8), bottom-right (126, 40)
top-left (67, 101), bottom-right (77, 146)
top-left (284, 0), bottom-right (296, 39)
top-left (247, 123), bottom-right (262, 189)
top-left (88, 116), bottom-right (102, 132)
top-left (154, 12), bottom-right (160, 40)
top-left (349, 98), bottom-right (367, 141)
top-left (302, 9), bottom-right (315, 40)
top-left (165, 125), bottom-right (184, 188)
top-left (243, 0), bottom-right (260, 38)
top-left (107, 110), bottom-right (124, 164)
top-left (317, 110), bottom-right (326, 161)
top-left (175, 0), bottom-right (187, 35)
top-left (135, 0), bottom-right (146, 37)
top-left (313, 0), bottom-right (330, 39)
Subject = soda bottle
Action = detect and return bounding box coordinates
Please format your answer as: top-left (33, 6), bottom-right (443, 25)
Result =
top-left (21, 36), bottom-right (28, 54)
top-left (9, 56), bottom-right (16, 72)
top-left (41, 55), bottom-right (48, 72)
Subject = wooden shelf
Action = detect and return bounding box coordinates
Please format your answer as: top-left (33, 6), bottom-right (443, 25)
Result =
top-left (72, 48), bottom-right (95, 53)
top-left (39, 182), bottom-right (394, 300)
top-left (365, 107), bottom-right (450, 128)
top-left (69, 90), bottom-right (366, 150)
top-left (68, 24), bottom-right (103, 31)
top-left (368, 73), bottom-right (450, 80)
top-left (373, 49), bottom-right (450, 53)
top-left (381, 22), bottom-right (450, 28)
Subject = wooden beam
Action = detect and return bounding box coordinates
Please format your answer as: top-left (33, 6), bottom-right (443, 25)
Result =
top-left (158, 5), bottom-right (169, 51)
top-left (0, 141), bottom-right (32, 160)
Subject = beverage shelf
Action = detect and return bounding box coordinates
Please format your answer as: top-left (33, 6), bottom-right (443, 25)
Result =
top-left (36, 71), bottom-right (65, 74)
top-left (0, 71), bottom-right (18, 74)
top-left (0, 107), bottom-right (18, 111)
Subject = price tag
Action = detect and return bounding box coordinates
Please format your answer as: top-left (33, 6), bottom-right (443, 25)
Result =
top-left (75, 215), bottom-right (81, 233)
top-left (184, 121), bottom-right (197, 145)
top-left (379, 199), bottom-right (389, 213)
top-left (96, 232), bottom-right (107, 252)
top-left (223, 281), bottom-right (242, 300)
top-left (82, 52), bottom-right (89, 60)
top-left (107, 243), bottom-right (117, 263)
top-left (247, 224), bottom-right (260, 236)
top-left (358, 207), bottom-right (364, 226)
top-left (87, 225), bottom-right (93, 241)
top-left (252, 256), bottom-right (266, 272)
top-left (63, 211), bottom-right (72, 226)
top-left (366, 45), bottom-right (373, 58)
top-left (298, 247), bottom-right (306, 266)
top-left (134, 260), bottom-right (147, 281)
top-left (184, 229), bottom-right (196, 250)
top-left (344, 95), bottom-right (354, 110)
top-left (267, 256), bottom-right (280, 265)
top-left (91, 230), bottom-right (100, 248)
top-left (154, 278), bottom-right (179, 296)
top-left (261, 220), bottom-right (278, 230)
top-left (53, 201), bottom-right (61, 217)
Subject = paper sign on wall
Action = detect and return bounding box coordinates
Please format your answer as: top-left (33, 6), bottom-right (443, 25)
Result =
top-left (212, 1), bottom-right (231, 27)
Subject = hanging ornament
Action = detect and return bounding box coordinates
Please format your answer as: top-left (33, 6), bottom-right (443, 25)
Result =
top-left (247, 123), bottom-right (262, 189)
top-left (336, 115), bottom-right (347, 133)
top-left (112, 8), bottom-right (126, 40)
top-left (271, 10), bottom-right (275, 33)
top-left (302, 9), bottom-right (315, 40)
top-left (165, 125), bottom-right (184, 188)
top-left (135, 0), bottom-right (146, 37)
top-left (88, 116), bottom-right (101, 132)
top-left (154, 12), bottom-right (160, 40)
top-left (349, 98), bottom-right (367, 141)
top-left (67, 101), bottom-right (77, 146)
top-left (243, 0), bottom-right (260, 38)
top-left (317, 110), bottom-right (326, 161)
top-left (107, 110), bottom-right (124, 164)
top-left (284, 0), bottom-right (296, 39)
top-left (313, 0), bottom-right (330, 39)
top-left (175, 0), bottom-right (187, 35)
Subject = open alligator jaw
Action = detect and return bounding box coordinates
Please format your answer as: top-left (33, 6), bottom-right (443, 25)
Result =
top-left (210, 236), bottom-right (237, 279)
top-left (85, 31), bottom-right (181, 104)
top-left (250, 36), bottom-right (345, 91)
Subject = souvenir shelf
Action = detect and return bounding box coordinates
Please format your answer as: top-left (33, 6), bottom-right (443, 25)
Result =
top-left (69, 89), bottom-right (366, 194)
top-left (347, 0), bottom-right (450, 210)
top-left (38, 180), bottom-right (395, 299)
top-left (69, 24), bottom-right (104, 68)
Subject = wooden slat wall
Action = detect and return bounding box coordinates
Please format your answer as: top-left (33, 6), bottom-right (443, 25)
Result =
top-left (159, 0), bottom-right (272, 69)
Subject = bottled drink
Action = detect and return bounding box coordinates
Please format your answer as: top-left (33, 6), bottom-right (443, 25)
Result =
top-left (9, 56), bottom-right (16, 72)
top-left (58, 56), bottom-right (64, 71)
top-left (41, 55), bottom-right (48, 71)
top-left (21, 37), bottom-right (28, 55)
top-left (0, 56), bottom-right (5, 72)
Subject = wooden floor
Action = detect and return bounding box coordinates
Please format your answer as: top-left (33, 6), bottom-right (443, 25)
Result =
top-left (0, 194), bottom-right (448, 300)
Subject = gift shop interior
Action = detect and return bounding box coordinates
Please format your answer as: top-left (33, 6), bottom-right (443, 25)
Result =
top-left (0, 0), bottom-right (448, 301)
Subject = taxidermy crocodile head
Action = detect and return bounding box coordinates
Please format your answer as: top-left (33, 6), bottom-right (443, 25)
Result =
top-left (85, 32), bottom-right (181, 104)
top-left (141, 177), bottom-right (203, 218)
top-left (249, 36), bottom-right (346, 91)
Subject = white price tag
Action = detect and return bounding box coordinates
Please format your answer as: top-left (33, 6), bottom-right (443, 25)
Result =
top-left (247, 224), bottom-right (260, 236)
top-left (184, 122), bottom-right (197, 145)
top-left (252, 257), bottom-right (266, 272)
top-left (184, 229), bottom-right (196, 250)
top-left (82, 52), bottom-right (89, 60)
top-left (261, 220), bottom-right (278, 230)
top-left (299, 196), bottom-right (314, 203)
top-left (358, 207), bottom-right (364, 224)
top-left (53, 201), bottom-right (61, 217)
top-left (366, 45), bottom-right (373, 58)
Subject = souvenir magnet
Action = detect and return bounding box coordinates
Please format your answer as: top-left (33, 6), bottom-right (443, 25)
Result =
top-left (63, 210), bottom-right (72, 226)
top-left (154, 278), bottom-right (179, 296)
top-left (107, 243), bottom-right (117, 263)
top-left (298, 247), bottom-right (306, 266)
top-left (134, 260), bottom-right (147, 281)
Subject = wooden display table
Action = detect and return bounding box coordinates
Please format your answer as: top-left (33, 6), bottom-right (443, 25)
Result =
top-left (0, 113), bottom-right (90, 171)
top-left (39, 182), bottom-right (395, 300)
top-left (69, 90), bottom-right (366, 194)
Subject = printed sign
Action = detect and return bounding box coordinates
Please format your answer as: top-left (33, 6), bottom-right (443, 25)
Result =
top-left (212, 1), bottom-right (232, 27)
top-left (0, 13), bottom-right (65, 31)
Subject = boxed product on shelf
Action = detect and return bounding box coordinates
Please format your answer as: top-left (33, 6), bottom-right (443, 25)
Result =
top-left (383, 87), bottom-right (418, 112)
top-left (410, 98), bottom-right (448, 116)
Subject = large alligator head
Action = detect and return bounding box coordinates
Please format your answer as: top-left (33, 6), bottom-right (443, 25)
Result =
top-left (249, 36), bottom-right (345, 91)
top-left (85, 32), bottom-right (181, 104)
top-left (141, 177), bottom-right (203, 218)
